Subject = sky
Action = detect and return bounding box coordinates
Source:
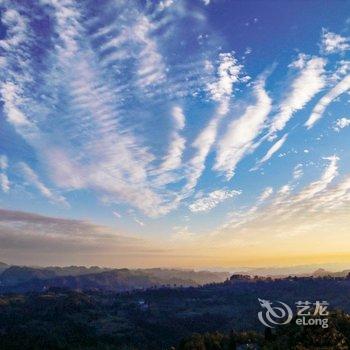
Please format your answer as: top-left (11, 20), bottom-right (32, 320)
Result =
top-left (0, 0), bottom-right (350, 269)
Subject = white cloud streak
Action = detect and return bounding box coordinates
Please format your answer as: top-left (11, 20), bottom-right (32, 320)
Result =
top-left (0, 8), bottom-right (27, 51)
top-left (293, 163), bottom-right (304, 180)
top-left (333, 117), bottom-right (350, 132)
top-left (0, 174), bottom-right (10, 193)
top-left (19, 163), bottom-right (69, 207)
top-left (206, 53), bottom-right (242, 102)
top-left (0, 155), bottom-right (8, 171)
top-left (159, 106), bottom-right (186, 173)
top-left (321, 29), bottom-right (350, 54)
top-left (258, 187), bottom-right (274, 203)
top-left (133, 15), bottom-right (166, 89)
top-left (214, 79), bottom-right (272, 179)
top-left (134, 218), bottom-right (145, 227)
top-left (216, 155), bottom-right (343, 238)
top-left (270, 55), bottom-right (326, 134)
top-left (0, 155), bottom-right (9, 193)
top-left (254, 133), bottom-right (288, 169)
top-left (189, 189), bottom-right (241, 213)
top-left (305, 75), bottom-right (350, 129)
top-left (294, 155), bottom-right (339, 202)
top-left (113, 211), bottom-right (122, 219)
top-left (184, 53), bottom-right (243, 191)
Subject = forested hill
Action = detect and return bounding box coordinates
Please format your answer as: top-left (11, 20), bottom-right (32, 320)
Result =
top-left (1, 277), bottom-right (350, 349)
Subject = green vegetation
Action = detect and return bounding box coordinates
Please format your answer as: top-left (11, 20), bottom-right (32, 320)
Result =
top-left (179, 311), bottom-right (350, 349)
top-left (2, 267), bottom-right (350, 349)
top-left (1, 276), bottom-right (350, 349)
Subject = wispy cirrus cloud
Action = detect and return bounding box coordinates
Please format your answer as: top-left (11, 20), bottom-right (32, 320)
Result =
top-left (294, 155), bottom-right (339, 202)
top-left (215, 155), bottom-right (344, 242)
top-left (293, 163), bottom-right (304, 180)
top-left (269, 54), bottom-right (326, 135)
top-left (0, 155), bottom-right (10, 193)
top-left (253, 133), bottom-right (288, 170)
top-left (333, 117), bottom-right (350, 132)
top-left (214, 78), bottom-right (271, 179)
top-left (184, 52), bottom-right (244, 191)
top-left (305, 75), bottom-right (350, 129)
top-left (0, 174), bottom-right (10, 193)
top-left (320, 29), bottom-right (350, 54)
top-left (112, 211), bottom-right (122, 219)
top-left (0, 0), bottom-right (227, 217)
top-left (158, 106), bottom-right (186, 173)
top-left (258, 187), bottom-right (274, 203)
top-left (0, 0), bottom-right (168, 216)
top-left (0, 156), bottom-right (8, 171)
top-left (189, 188), bottom-right (241, 213)
top-left (1, 0), bottom-right (349, 240)
top-left (206, 53), bottom-right (243, 102)
top-left (133, 15), bottom-right (166, 89)
top-left (18, 162), bottom-right (69, 207)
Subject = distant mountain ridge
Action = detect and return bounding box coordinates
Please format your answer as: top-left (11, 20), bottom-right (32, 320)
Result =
top-left (310, 268), bottom-right (350, 278)
top-left (42, 265), bottom-right (111, 276)
top-left (0, 264), bottom-right (229, 292)
top-left (0, 262), bottom-right (8, 274)
top-left (2, 262), bottom-right (350, 293)
top-left (233, 267), bottom-right (350, 278)
top-left (0, 266), bottom-right (56, 286)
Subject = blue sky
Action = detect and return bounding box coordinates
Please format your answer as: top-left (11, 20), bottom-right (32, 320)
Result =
top-left (0, 0), bottom-right (350, 267)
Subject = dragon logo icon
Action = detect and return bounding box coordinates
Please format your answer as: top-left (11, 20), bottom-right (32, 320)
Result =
top-left (258, 298), bottom-right (293, 328)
